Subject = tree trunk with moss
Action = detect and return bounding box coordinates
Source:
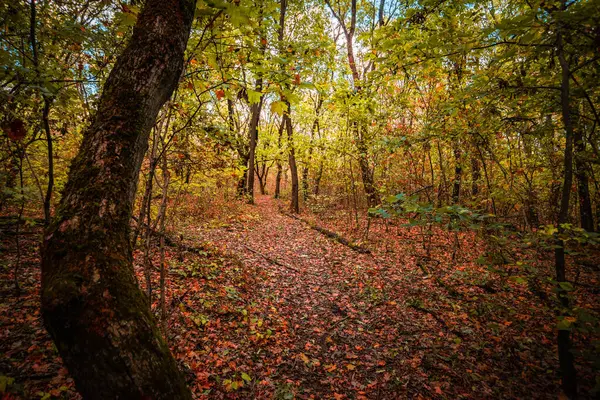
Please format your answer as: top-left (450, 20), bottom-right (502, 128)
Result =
top-left (40, 0), bottom-right (196, 398)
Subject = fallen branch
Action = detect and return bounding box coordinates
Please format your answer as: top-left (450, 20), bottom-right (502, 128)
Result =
top-left (243, 245), bottom-right (302, 273)
top-left (417, 257), bottom-right (461, 297)
top-left (132, 215), bottom-right (211, 256)
top-left (164, 235), bottom-right (212, 257)
top-left (284, 213), bottom-right (371, 254)
top-left (409, 303), bottom-right (465, 339)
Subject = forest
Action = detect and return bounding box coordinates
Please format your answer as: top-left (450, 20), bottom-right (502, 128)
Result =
top-left (0, 0), bottom-right (599, 398)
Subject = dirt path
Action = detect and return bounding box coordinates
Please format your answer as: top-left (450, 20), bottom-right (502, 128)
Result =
top-left (189, 195), bottom-right (457, 399)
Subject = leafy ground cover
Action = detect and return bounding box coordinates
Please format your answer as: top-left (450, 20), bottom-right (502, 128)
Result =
top-left (1, 196), bottom-right (598, 399)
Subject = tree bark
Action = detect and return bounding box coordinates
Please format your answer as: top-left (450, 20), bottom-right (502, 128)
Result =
top-left (277, 0), bottom-right (299, 213)
top-left (452, 143), bottom-right (462, 204)
top-left (555, 25), bottom-right (578, 399)
top-left (313, 160), bottom-right (323, 196)
top-left (471, 154), bottom-right (480, 198)
top-left (285, 101), bottom-right (299, 213)
top-left (246, 98), bottom-right (262, 202)
top-left (574, 127), bottom-right (593, 231)
top-left (245, 75), bottom-right (264, 203)
top-left (29, 0), bottom-right (54, 225)
top-left (40, 1), bottom-right (196, 398)
top-left (158, 153), bottom-right (171, 335)
top-left (255, 160), bottom-right (269, 195)
top-left (437, 140), bottom-right (448, 206)
top-left (302, 98), bottom-right (322, 202)
top-left (228, 98), bottom-right (249, 198)
top-left (245, 3), bottom-right (266, 203)
top-left (274, 117), bottom-right (285, 199)
top-left (42, 99), bottom-right (54, 226)
top-left (355, 128), bottom-right (379, 207)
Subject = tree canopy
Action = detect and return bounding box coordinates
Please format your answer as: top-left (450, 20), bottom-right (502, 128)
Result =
top-left (1, 0), bottom-right (599, 398)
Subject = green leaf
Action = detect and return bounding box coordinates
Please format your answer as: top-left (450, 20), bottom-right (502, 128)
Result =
top-left (0, 375), bottom-right (15, 393)
top-left (556, 318), bottom-right (572, 331)
top-left (247, 89), bottom-right (262, 105)
top-left (509, 276), bottom-right (527, 285)
top-left (270, 100), bottom-right (287, 116)
top-left (299, 82), bottom-right (316, 90)
top-left (384, 195), bottom-right (398, 204)
top-left (558, 282), bottom-right (574, 292)
top-left (241, 372), bottom-right (252, 382)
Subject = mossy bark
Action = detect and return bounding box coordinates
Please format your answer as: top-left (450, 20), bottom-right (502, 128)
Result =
top-left (41, 0), bottom-right (196, 398)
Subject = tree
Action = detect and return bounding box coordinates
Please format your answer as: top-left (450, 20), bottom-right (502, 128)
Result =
top-left (40, 0), bottom-right (197, 398)
top-left (326, 0), bottom-right (380, 207)
top-left (278, 0), bottom-right (300, 213)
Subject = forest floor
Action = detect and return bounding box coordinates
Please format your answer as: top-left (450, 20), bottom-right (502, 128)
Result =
top-left (1, 195), bottom-right (598, 399)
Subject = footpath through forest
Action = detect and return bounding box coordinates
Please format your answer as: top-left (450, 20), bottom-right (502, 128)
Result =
top-left (169, 195), bottom-right (563, 399)
top-left (0, 195), bottom-right (581, 399)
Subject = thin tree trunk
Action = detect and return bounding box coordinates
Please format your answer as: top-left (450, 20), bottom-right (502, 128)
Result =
top-left (285, 102), bottom-right (299, 213)
top-left (245, 3), bottom-right (266, 204)
top-left (238, 155), bottom-right (249, 197)
top-left (274, 117), bottom-right (285, 199)
top-left (158, 153), bottom-right (171, 336)
top-left (42, 99), bottom-right (54, 225)
top-left (555, 25), bottom-right (578, 399)
top-left (452, 143), bottom-right (462, 204)
top-left (301, 163), bottom-right (309, 202)
top-left (476, 143), bottom-right (497, 215)
top-left (313, 160), bottom-right (323, 196)
top-left (228, 98), bottom-right (249, 198)
top-left (29, 0), bottom-right (54, 225)
top-left (574, 127), bottom-right (593, 231)
top-left (437, 140), bottom-right (448, 206)
top-left (278, 0), bottom-right (298, 211)
top-left (133, 114), bottom-right (166, 247)
top-left (14, 147), bottom-right (25, 296)
top-left (246, 96), bottom-right (263, 203)
top-left (326, 0), bottom-right (378, 207)
top-left (471, 154), bottom-right (480, 197)
top-left (356, 130), bottom-right (379, 207)
top-left (302, 98), bottom-right (322, 202)
top-left (256, 161), bottom-right (268, 195)
top-left (427, 143), bottom-right (435, 202)
top-left (40, 1), bottom-right (196, 398)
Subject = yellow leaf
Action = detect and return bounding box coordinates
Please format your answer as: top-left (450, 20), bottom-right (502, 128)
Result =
top-left (324, 364), bottom-right (337, 372)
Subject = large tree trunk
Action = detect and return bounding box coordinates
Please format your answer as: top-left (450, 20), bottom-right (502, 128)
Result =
top-left (40, 1), bottom-right (196, 399)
